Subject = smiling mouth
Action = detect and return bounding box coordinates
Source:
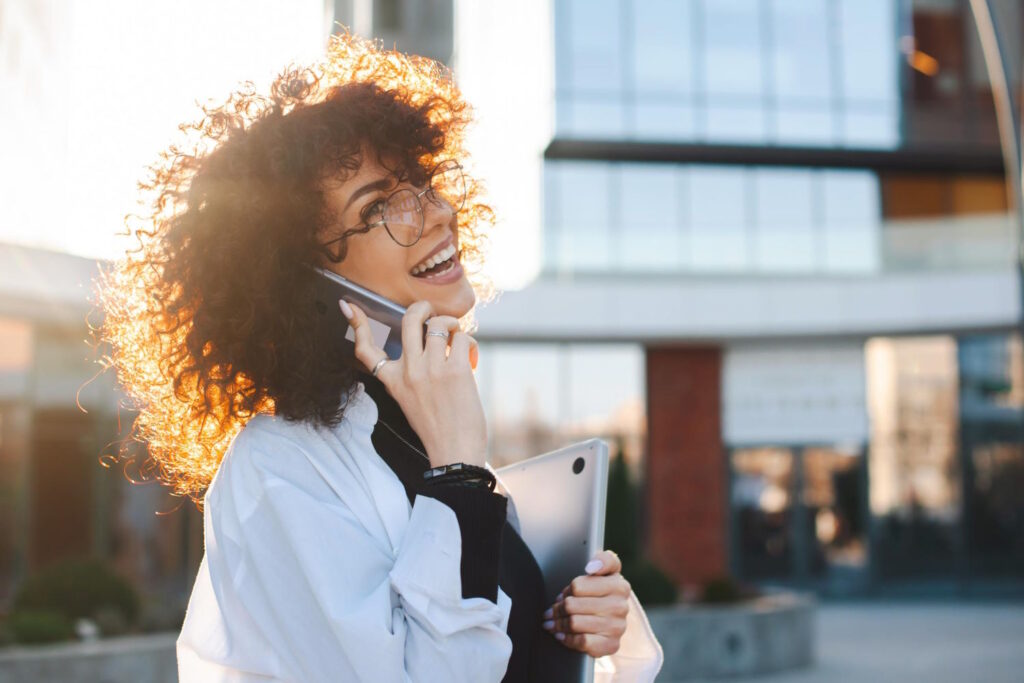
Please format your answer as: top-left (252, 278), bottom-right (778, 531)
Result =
top-left (410, 243), bottom-right (459, 278)
top-left (410, 254), bottom-right (458, 278)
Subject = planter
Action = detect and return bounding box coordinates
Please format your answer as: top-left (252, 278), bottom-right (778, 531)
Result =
top-left (645, 590), bottom-right (816, 680)
top-left (0, 632), bottom-right (177, 683)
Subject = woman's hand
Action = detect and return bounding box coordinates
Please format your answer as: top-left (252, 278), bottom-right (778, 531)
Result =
top-left (542, 550), bottom-right (630, 658)
top-left (340, 299), bottom-right (485, 469)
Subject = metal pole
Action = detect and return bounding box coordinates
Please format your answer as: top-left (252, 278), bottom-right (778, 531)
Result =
top-left (968, 0), bottom-right (1024, 301)
top-left (966, 0), bottom-right (1024, 591)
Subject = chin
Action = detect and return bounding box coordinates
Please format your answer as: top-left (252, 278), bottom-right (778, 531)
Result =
top-left (410, 276), bottom-right (477, 319)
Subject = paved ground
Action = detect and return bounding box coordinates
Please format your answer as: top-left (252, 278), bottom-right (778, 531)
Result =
top-left (674, 602), bottom-right (1024, 683)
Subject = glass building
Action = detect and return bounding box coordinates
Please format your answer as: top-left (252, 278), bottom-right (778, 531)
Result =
top-left (470, 0), bottom-right (1024, 597)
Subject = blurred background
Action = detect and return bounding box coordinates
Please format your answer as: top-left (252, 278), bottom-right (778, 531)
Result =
top-left (1, 0), bottom-right (1023, 681)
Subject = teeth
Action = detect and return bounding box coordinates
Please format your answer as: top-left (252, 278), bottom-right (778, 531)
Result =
top-left (410, 243), bottom-right (456, 275)
top-left (421, 260), bottom-right (455, 279)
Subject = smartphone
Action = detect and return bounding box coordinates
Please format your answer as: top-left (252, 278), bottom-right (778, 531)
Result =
top-left (309, 265), bottom-right (418, 361)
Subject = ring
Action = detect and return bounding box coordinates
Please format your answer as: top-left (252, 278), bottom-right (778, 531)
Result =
top-left (371, 358), bottom-right (388, 377)
top-left (426, 330), bottom-right (450, 340)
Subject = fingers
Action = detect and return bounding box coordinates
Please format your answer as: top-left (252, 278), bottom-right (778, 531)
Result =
top-left (556, 573), bottom-right (631, 600)
top-left (447, 330), bottom-right (476, 370)
top-left (556, 632), bottom-right (622, 658)
top-left (543, 592), bottom-right (628, 657)
top-left (585, 549), bottom-right (623, 576)
top-left (340, 300), bottom-right (390, 378)
top-left (401, 300), bottom-right (434, 359)
top-left (424, 315), bottom-right (460, 364)
top-left (549, 594), bottom-right (629, 623)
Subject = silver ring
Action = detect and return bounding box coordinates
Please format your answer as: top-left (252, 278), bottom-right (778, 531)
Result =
top-left (371, 358), bottom-right (388, 377)
top-left (426, 330), bottom-right (450, 340)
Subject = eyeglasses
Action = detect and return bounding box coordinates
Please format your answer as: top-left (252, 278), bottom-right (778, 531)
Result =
top-left (319, 159), bottom-right (466, 261)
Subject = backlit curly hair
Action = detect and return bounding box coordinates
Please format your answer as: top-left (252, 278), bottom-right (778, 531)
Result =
top-left (91, 31), bottom-right (497, 506)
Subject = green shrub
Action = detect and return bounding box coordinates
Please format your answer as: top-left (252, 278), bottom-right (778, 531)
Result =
top-left (604, 444), bottom-right (639, 563)
top-left (698, 575), bottom-right (760, 604)
top-left (622, 557), bottom-right (678, 606)
top-left (603, 443), bottom-right (679, 607)
top-left (0, 615), bottom-right (13, 646)
top-left (12, 558), bottom-right (140, 635)
top-left (8, 610), bottom-right (75, 644)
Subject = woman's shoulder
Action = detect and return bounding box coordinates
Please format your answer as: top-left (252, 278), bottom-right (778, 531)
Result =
top-left (209, 383), bottom-right (380, 503)
top-left (231, 381), bottom-right (376, 457)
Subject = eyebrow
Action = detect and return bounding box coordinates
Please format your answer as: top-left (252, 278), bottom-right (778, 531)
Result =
top-left (342, 177), bottom-right (396, 213)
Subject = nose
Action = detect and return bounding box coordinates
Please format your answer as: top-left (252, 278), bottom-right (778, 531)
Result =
top-left (421, 190), bottom-right (456, 235)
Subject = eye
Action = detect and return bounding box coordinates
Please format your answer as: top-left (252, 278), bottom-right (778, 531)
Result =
top-left (360, 198), bottom-right (386, 222)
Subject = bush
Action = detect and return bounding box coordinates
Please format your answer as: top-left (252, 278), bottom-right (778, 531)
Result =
top-left (12, 559), bottom-right (140, 636)
top-left (604, 443), bottom-right (679, 607)
top-left (0, 615), bottom-right (13, 646)
top-left (622, 557), bottom-right (678, 606)
top-left (7, 610), bottom-right (75, 645)
top-left (698, 575), bottom-right (760, 605)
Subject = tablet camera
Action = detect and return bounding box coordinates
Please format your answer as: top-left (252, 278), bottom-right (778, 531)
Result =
top-left (572, 457), bottom-right (585, 474)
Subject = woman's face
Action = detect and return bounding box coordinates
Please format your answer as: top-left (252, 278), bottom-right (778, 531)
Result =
top-left (320, 151), bottom-right (477, 318)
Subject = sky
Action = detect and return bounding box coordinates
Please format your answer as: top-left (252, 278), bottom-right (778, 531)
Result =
top-left (0, 0), bottom-right (541, 290)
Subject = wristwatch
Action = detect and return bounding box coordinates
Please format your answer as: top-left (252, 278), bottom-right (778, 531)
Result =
top-left (422, 462), bottom-right (496, 491)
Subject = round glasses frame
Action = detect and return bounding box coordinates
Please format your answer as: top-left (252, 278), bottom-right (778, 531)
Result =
top-left (319, 159), bottom-right (465, 262)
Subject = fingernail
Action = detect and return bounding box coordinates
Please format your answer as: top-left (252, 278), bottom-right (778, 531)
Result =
top-left (542, 619), bottom-right (554, 630)
top-left (543, 607), bottom-right (553, 619)
top-left (555, 632), bottom-right (565, 641)
top-left (339, 299), bottom-right (353, 319)
top-left (585, 559), bottom-right (604, 574)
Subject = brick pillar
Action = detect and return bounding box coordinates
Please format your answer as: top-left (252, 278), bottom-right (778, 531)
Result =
top-left (645, 346), bottom-right (727, 592)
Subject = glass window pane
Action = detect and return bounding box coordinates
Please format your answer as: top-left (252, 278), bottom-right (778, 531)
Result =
top-left (841, 107), bottom-right (900, 149)
top-left (774, 106), bottom-right (836, 146)
top-left (553, 162), bottom-right (612, 270)
top-left (566, 345), bottom-right (646, 471)
top-left (633, 100), bottom-right (696, 140)
top-left (823, 170), bottom-right (881, 272)
top-left (703, 0), bottom-right (764, 98)
top-left (484, 344), bottom-right (563, 467)
top-left (632, 0), bottom-right (694, 95)
top-left (704, 104), bottom-right (767, 144)
top-left (838, 0), bottom-right (898, 104)
top-left (802, 447), bottom-right (868, 577)
top-left (543, 163), bottom-right (563, 271)
top-left (566, 99), bottom-right (627, 138)
top-left (772, 0), bottom-right (832, 102)
top-left (565, 0), bottom-right (623, 94)
top-left (688, 166), bottom-right (749, 270)
top-left (732, 447), bottom-right (795, 579)
top-left (866, 336), bottom-right (961, 579)
top-left (617, 164), bottom-right (681, 270)
top-left (753, 168), bottom-right (816, 271)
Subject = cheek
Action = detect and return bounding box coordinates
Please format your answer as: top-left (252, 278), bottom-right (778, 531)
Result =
top-left (335, 240), bottom-right (413, 293)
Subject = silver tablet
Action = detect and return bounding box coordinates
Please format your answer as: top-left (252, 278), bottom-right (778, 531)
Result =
top-left (494, 438), bottom-right (609, 683)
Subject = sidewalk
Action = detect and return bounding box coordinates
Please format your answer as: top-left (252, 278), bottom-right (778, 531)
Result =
top-left (666, 602), bottom-right (1024, 683)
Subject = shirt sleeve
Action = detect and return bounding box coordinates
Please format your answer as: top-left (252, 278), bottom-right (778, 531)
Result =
top-left (416, 484), bottom-right (508, 602)
top-left (206, 444), bottom-right (513, 683)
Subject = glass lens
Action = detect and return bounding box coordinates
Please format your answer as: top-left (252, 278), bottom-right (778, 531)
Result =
top-left (383, 189), bottom-right (424, 245)
top-left (429, 161), bottom-right (466, 213)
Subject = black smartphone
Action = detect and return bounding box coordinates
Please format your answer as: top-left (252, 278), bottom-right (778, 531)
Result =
top-left (309, 265), bottom-right (424, 361)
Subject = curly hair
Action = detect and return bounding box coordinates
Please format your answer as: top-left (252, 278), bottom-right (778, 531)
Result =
top-left (91, 31), bottom-right (497, 505)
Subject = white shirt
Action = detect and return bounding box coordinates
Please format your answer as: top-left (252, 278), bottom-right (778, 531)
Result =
top-left (177, 380), bottom-right (664, 682)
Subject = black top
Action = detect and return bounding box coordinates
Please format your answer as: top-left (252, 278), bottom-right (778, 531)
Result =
top-left (355, 370), bottom-right (559, 683)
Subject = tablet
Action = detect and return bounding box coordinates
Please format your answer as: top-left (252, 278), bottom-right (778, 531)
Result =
top-left (493, 438), bottom-right (609, 683)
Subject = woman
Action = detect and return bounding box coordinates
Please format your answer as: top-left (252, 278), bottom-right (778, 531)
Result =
top-left (96, 31), bottom-right (663, 682)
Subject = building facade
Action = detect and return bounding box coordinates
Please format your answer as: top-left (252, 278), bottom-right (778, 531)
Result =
top-left (471, 0), bottom-right (1024, 597)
